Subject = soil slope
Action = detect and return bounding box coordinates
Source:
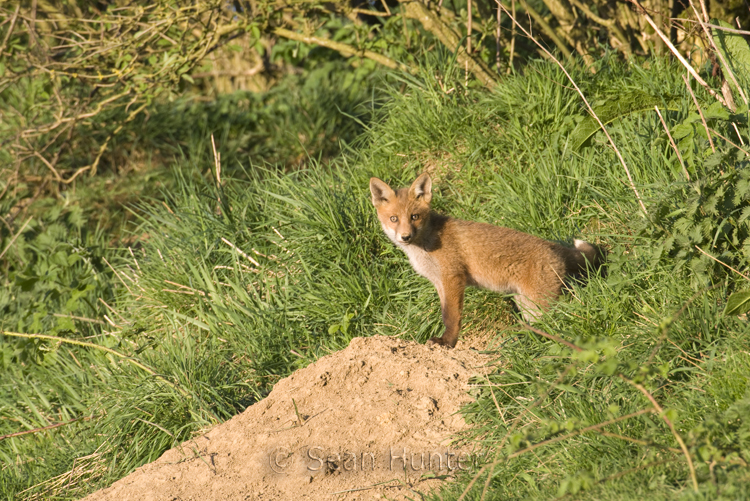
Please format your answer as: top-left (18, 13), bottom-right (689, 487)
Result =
top-left (81, 335), bottom-right (495, 501)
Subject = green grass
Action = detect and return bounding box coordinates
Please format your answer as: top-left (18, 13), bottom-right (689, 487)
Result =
top-left (2, 53), bottom-right (750, 500)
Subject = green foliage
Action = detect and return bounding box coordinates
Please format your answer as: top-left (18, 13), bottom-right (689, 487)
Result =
top-left (3, 54), bottom-right (750, 501)
top-left (570, 90), bottom-right (679, 151)
top-left (712, 19), bottom-right (750, 96)
top-left (724, 290), bottom-right (750, 315)
top-left (129, 62), bottom-right (380, 170)
top-left (640, 160), bottom-right (750, 287)
top-left (670, 101), bottom-right (738, 169)
top-left (359, 57), bottom-right (750, 500)
top-left (0, 205), bottom-right (113, 365)
top-left (6, 0), bottom-right (750, 197)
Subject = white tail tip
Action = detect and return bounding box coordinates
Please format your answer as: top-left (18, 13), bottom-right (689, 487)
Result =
top-left (574, 239), bottom-right (586, 249)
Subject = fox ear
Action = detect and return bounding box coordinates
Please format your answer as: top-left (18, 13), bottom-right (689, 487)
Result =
top-left (370, 177), bottom-right (395, 207)
top-left (409, 173), bottom-right (432, 203)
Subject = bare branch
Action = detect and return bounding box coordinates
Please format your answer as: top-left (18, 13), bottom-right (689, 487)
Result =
top-left (637, 5), bottom-right (728, 107)
top-left (516, 0), bottom-right (572, 60)
top-left (401, 1), bottom-right (498, 87)
top-left (272, 27), bottom-right (415, 73)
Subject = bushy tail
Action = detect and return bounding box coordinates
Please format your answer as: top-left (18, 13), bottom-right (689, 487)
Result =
top-left (571, 239), bottom-right (607, 277)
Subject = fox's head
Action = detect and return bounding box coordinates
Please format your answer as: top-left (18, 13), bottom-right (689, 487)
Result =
top-left (369, 173), bottom-right (432, 246)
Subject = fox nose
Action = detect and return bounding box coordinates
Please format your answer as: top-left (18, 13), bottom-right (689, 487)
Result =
top-left (400, 233), bottom-right (412, 243)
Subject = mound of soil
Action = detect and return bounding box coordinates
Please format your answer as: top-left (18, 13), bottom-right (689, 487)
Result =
top-left (82, 335), bottom-right (496, 501)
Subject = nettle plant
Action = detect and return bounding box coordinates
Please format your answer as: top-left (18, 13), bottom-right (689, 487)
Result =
top-left (642, 111), bottom-right (750, 309)
top-left (0, 205), bottom-right (113, 366)
top-left (606, 20), bottom-right (750, 315)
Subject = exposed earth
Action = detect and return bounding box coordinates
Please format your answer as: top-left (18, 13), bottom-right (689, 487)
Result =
top-left (81, 335), bottom-right (498, 500)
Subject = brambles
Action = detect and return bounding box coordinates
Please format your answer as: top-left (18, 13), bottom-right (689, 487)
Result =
top-left (3, 0), bottom-right (750, 193)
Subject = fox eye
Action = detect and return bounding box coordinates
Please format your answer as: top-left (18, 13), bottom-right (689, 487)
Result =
top-left (411, 214), bottom-right (419, 220)
top-left (390, 216), bottom-right (398, 222)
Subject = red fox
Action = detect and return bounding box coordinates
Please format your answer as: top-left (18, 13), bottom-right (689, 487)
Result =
top-left (369, 173), bottom-right (604, 348)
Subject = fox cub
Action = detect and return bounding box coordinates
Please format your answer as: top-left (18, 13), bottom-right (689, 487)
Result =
top-left (369, 173), bottom-right (604, 348)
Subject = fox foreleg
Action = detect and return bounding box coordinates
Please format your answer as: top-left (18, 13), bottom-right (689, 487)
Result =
top-left (429, 275), bottom-right (465, 348)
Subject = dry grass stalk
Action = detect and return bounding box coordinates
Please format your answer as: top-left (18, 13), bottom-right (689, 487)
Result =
top-left (640, 9), bottom-right (728, 107)
top-left (708, 127), bottom-right (750, 157)
top-left (19, 443), bottom-right (109, 501)
top-left (689, 0), bottom-right (748, 108)
top-left (732, 122), bottom-right (746, 146)
top-left (682, 74), bottom-right (716, 153)
top-left (654, 105), bottom-right (690, 181)
top-left (619, 375), bottom-right (699, 492)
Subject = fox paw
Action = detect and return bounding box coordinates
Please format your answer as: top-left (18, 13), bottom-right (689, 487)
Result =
top-left (428, 336), bottom-right (456, 348)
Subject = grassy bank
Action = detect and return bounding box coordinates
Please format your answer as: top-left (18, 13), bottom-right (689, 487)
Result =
top-left (2, 54), bottom-right (750, 499)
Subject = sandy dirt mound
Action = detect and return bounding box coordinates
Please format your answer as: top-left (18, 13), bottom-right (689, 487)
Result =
top-left (82, 335), bottom-right (497, 501)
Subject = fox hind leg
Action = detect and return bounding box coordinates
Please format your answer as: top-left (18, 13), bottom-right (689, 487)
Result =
top-left (515, 288), bottom-right (559, 324)
top-left (515, 295), bottom-right (542, 323)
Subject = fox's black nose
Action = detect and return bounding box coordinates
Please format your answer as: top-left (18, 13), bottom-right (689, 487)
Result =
top-left (400, 234), bottom-right (411, 242)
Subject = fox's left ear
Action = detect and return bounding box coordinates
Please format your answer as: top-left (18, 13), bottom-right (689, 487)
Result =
top-left (409, 173), bottom-right (432, 203)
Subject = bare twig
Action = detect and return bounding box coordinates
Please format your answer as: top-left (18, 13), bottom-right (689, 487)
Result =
top-left (506, 409), bottom-right (655, 459)
top-left (496, 3), bottom-right (501, 72)
top-left (516, 323), bottom-right (582, 352)
top-left (98, 297), bottom-right (128, 324)
top-left (272, 27), bottom-right (413, 73)
top-left (732, 122), bottom-right (745, 146)
top-left (593, 459), bottom-right (678, 487)
top-left (103, 256), bottom-right (134, 296)
top-left (478, 365), bottom-right (576, 499)
top-left (708, 127), bottom-right (750, 157)
top-left (52, 313), bottom-right (106, 325)
top-left (0, 217), bottom-right (32, 261)
top-left (211, 134), bottom-right (221, 186)
top-left (329, 479), bottom-right (402, 495)
top-left (460, 365), bottom-right (575, 501)
top-left (569, 0), bottom-right (631, 56)
top-left (508, 0), bottom-right (516, 73)
top-left (646, 282), bottom-right (722, 365)
top-left (600, 431), bottom-right (682, 454)
top-left (0, 3), bottom-right (21, 55)
top-left (350, 8), bottom-right (390, 16)
top-left (221, 237), bottom-right (260, 267)
top-left (654, 106), bottom-right (689, 180)
top-left (467, 0), bottom-right (472, 56)
top-left (516, 0), bottom-right (572, 60)
top-left (32, 151), bottom-right (63, 182)
top-left (0, 416), bottom-right (92, 442)
top-left (619, 375), bottom-right (698, 492)
top-left (211, 134), bottom-right (222, 212)
top-left (1, 330), bottom-right (156, 376)
top-left (88, 101), bottom-right (147, 178)
top-left (2, 330), bottom-right (192, 397)
top-left (695, 245), bottom-right (750, 280)
top-left (679, 20), bottom-right (750, 36)
top-left (683, 74), bottom-right (716, 152)
top-left (401, 1), bottom-right (497, 87)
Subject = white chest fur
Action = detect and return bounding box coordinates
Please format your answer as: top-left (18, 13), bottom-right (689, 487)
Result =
top-left (401, 245), bottom-right (441, 285)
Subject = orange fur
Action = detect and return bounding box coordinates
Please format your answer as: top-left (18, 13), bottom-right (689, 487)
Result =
top-left (369, 173), bottom-right (604, 348)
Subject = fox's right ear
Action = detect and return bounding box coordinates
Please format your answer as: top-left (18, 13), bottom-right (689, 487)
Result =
top-left (370, 177), bottom-right (395, 207)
